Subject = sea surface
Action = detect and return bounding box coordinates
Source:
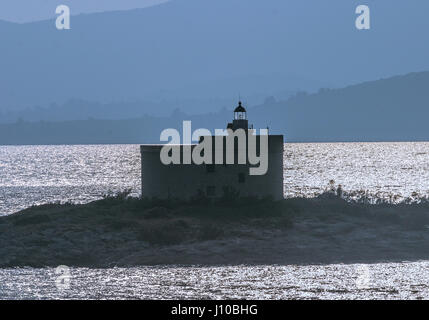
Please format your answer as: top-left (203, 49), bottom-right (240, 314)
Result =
top-left (1, 263), bottom-right (429, 300)
top-left (1, 142), bottom-right (429, 299)
top-left (2, 142), bottom-right (429, 215)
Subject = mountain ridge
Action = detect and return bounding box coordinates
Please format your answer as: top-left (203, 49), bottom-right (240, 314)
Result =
top-left (1, 71), bottom-right (429, 144)
top-left (1, 0), bottom-right (429, 113)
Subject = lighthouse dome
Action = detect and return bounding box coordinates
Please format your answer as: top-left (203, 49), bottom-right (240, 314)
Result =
top-left (234, 101), bottom-right (246, 113)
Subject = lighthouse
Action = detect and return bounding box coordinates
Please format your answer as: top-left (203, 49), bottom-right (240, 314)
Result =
top-left (227, 101), bottom-right (248, 131)
top-left (140, 102), bottom-right (284, 200)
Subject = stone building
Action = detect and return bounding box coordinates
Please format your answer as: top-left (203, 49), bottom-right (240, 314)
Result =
top-left (140, 102), bottom-right (284, 200)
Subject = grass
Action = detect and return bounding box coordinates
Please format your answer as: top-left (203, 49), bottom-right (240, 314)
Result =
top-left (2, 192), bottom-right (296, 247)
top-left (4, 190), bottom-right (429, 248)
top-left (3, 191), bottom-right (429, 267)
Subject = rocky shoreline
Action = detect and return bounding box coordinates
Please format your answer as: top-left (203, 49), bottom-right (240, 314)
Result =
top-left (1, 194), bottom-right (429, 267)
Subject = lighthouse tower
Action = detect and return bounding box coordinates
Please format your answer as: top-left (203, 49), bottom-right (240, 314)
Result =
top-left (140, 101), bottom-right (284, 200)
top-left (227, 101), bottom-right (249, 131)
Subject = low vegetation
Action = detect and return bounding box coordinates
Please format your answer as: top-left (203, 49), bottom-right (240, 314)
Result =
top-left (2, 191), bottom-right (429, 267)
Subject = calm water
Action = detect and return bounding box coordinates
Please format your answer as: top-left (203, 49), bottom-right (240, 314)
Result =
top-left (1, 142), bottom-right (429, 299)
top-left (0, 145), bottom-right (141, 215)
top-left (1, 263), bottom-right (429, 299)
top-left (1, 142), bottom-right (429, 215)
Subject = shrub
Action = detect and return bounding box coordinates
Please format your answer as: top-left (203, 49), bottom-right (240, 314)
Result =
top-left (137, 221), bottom-right (188, 245)
top-left (198, 224), bottom-right (224, 241)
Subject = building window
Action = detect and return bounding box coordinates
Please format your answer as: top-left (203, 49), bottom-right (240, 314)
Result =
top-left (238, 173), bottom-right (246, 183)
top-left (206, 164), bottom-right (215, 173)
top-left (206, 186), bottom-right (216, 196)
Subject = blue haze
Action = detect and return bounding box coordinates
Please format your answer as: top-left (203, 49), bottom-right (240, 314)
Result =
top-left (0, 0), bottom-right (428, 113)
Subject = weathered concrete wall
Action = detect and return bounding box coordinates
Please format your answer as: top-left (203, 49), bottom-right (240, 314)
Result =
top-left (140, 135), bottom-right (284, 200)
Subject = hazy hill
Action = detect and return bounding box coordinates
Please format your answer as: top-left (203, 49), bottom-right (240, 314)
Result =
top-left (253, 72), bottom-right (429, 142)
top-left (1, 72), bottom-right (429, 144)
top-left (1, 0), bottom-right (429, 114)
top-left (0, 0), bottom-right (166, 23)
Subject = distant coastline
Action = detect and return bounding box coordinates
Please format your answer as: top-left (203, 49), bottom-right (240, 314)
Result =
top-left (1, 72), bottom-right (429, 145)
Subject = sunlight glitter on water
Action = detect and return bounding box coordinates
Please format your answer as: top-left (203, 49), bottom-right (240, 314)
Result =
top-left (1, 263), bottom-right (429, 300)
top-left (2, 142), bottom-right (429, 215)
top-left (2, 143), bottom-right (429, 299)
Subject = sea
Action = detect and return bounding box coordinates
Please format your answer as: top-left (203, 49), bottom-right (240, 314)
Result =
top-left (1, 142), bottom-right (429, 299)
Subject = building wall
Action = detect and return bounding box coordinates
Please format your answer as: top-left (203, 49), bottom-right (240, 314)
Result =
top-left (140, 135), bottom-right (284, 200)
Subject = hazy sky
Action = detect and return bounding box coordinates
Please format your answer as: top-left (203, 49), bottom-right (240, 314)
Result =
top-left (0, 0), bottom-right (168, 23)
